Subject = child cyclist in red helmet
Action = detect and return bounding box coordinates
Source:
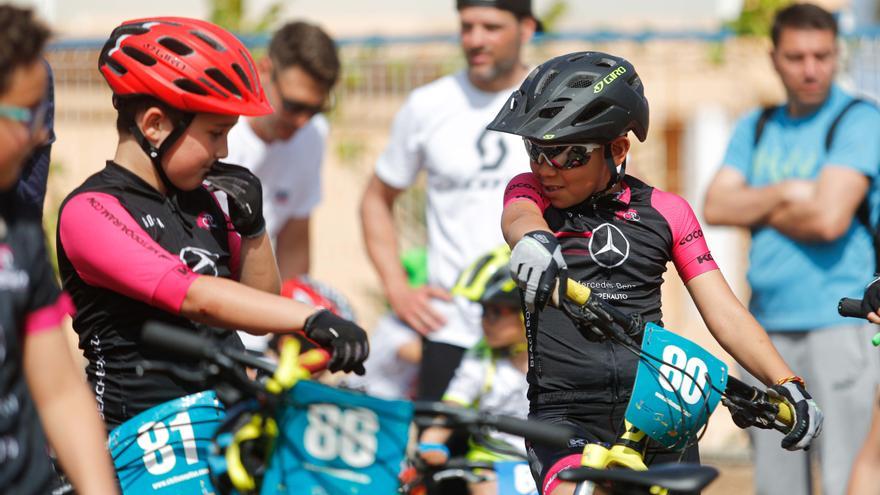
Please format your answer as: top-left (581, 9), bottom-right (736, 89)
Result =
top-left (491, 52), bottom-right (823, 495)
top-left (55, 17), bottom-right (368, 429)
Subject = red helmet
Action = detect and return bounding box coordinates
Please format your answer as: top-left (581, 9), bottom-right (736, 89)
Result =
top-left (281, 276), bottom-right (356, 321)
top-left (98, 17), bottom-right (271, 116)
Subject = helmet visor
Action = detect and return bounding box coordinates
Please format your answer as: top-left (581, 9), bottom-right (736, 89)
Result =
top-left (524, 139), bottom-right (600, 170)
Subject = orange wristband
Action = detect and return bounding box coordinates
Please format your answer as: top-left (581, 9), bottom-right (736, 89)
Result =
top-left (776, 375), bottom-right (805, 387)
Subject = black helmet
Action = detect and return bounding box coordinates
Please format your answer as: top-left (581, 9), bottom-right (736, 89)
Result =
top-left (487, 51), bottom-right (648, 144)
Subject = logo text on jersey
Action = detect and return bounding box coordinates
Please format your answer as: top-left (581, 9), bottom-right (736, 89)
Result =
top-left (196, 212), bottom-right (217, 230)
top-left (588, 223), bottom-right (630, 268)
top-left (0, 245), bottom-right (28, 290)
top-left (679, 229), bottom-right (703, 246)
top-left (142, 214), bottom-right (165, 230)
top-left (696, 253), bottom-right (714, 264)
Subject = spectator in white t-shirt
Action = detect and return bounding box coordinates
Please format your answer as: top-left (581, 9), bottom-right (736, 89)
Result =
top-left (359, 0), bottom-right (539, 408)
top-left (226, 21), bottom-right (339, 279)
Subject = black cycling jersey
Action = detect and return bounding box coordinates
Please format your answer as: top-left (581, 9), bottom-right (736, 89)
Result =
top-left (504, 174), bottom-right (718, 407)
top-left (0, 192), bottom-right (70, 493)
top-left (56, 162), bottom-right (243, 429)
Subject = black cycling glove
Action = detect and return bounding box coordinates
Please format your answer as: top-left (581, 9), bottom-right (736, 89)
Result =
top-left (509, 230), bottom-right (567, 312)
top-left (304, 310), bottom-right (369, 375)
top-left (861, 275), bottom-right (880, 315)
top-left (205, 161), bottom-right (266, 238)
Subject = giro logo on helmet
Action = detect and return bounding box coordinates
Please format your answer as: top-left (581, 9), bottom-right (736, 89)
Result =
top-left (542, 133), bottom-right (555, 140)
top-left (593, 66), bottom-right (628, 94)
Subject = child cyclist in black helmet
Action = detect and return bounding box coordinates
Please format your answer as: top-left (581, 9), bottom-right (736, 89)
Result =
top-left (55, 17), bottom-right (368, 430)
top-left (419, 245), bottom-right (532, 495)
top-left (490, 51), bottom-right (823, 495)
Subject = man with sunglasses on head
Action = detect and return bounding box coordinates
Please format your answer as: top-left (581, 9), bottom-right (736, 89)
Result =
top-left (360, 0), bottom-right (538, 428)
top-left (226, 20), bottom-right (338, 282)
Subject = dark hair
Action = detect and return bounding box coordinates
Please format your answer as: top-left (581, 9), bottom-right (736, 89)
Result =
top-left (114, 95), bottom-right (186, 134)
top-left (771, 3), bottom-right (838, 47)
top-left (268, 21), bottom-right (340, 90)
top-left (0, 5), bottom-right (50, 94)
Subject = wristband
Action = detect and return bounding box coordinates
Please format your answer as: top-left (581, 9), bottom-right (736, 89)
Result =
top-left (775, 375), bottom-right (805, 387)
top-left (418, 442), bottom-right (450, 457)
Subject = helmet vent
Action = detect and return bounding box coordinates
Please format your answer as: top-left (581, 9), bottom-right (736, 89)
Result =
top-left (190, 30), bottom-right (225, 52)
top-left (239, 49), bottom-right (258, 87)
top-left (158, 37), bottom-right (193, 56)
top-left (538, 106), bottom-right (564, 119)
top-left (198, 77), bottom-right (228, 98)
top-left (115, 24), bottom-right (150, 37)
top-left (567, 54), bottom-right (587, 63)
top-left (596, 58), bottom-right (617, 68)
top-left (627, 75), bottom-right (642, 90)
top-left (121, 46), bottom-right (157, 66)
top-left (535, 70), bottom-right (559, 97)
top-left (205, 68), bottom-right (242, 98)
top-left (174, 78), bottom-right (209, 96)
top-left (567, 77), bottom-right (594, 89)
top-left (575, 102), bottom-right (612, 126)
top-left (232, 63), bottom-right (252, 92)
top-left (103, 57), bottom-right (128, 76)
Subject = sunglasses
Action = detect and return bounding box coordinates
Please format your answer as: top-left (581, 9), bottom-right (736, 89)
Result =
top-left (272, 73), bottom-right (333, 117)
top-left (0, 97), bottom-right (50, 137)
top-left (524, 139), bottom-right (601, 170)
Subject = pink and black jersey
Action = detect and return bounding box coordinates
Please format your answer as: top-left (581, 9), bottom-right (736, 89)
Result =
top-left (56, 162), bottom-right (243, 428)
top-left (503, 173), bottom-right (718, 405)
top-left (0, 193), bottom-right (72, 493)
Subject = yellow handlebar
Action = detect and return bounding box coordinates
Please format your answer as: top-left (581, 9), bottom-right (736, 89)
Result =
top-left (552, 278), bottom-right (593, 307)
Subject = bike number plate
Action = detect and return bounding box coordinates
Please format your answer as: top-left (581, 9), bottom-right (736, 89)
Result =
top-left (262, 380), bottom-right (413, 495)
top-left (495, 461), bottom-right (538, 495)
top-left (625, 322), bottom-right (728, 449)
top-left (108, 391), bottom-right (225, 494)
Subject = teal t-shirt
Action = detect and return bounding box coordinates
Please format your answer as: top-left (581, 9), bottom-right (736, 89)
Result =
top-left (722, 84), bottom-right (880, 331)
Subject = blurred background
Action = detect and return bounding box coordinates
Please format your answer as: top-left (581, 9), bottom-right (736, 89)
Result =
top-left (12, 0), bottom-right (880, 492)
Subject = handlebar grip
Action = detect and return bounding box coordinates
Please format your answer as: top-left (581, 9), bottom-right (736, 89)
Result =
top-left (142, 321), bottom-right (217, 361)
top-left (838, 298), bottom-right (865, 318)
top-left (773, 398), bottom-right (794, 428)
top-left (491, 415), bottom-right (573, 449)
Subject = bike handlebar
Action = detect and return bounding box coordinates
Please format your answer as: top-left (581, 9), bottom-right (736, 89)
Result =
top-left (554, 279), bottom-right (794, 431)
top-left (838, 297), bottom-right (864, 319)
top-left (412, 401), bottom-right (573, 449)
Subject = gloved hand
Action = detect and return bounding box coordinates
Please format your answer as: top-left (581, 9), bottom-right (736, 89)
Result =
top-left (861, 275), bottom-right (880, 315)
top-left (509, 230), bottom-right (567, 312)
top-left (304, 309), bottom-right (369, 375)
top-left (205, 161), bottom-right (266, 238)
top-left (769, 379), bottom-right (823, 451)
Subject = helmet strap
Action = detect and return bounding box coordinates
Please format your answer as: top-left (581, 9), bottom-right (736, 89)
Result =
top-left (588, 144), bottom-right (625, 200)
top-left (129, 112), bottom-right (196, 195)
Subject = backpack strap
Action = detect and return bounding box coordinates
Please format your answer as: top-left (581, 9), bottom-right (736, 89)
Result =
top-left (753, 105), bottom-right (778, 147)
top-left (825, 98), bottom-right (869, 151)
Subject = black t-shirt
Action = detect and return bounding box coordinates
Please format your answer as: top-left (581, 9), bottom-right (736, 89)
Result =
top-left (56, 162), bottom-right (243, 429)
top-left (0, 193), bottom-right (70, 493)
top-left (504, 174), bottom-right (718, 407)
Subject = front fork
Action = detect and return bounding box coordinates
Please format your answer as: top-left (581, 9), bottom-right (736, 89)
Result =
top-left (579, 421), bottom-right (667, 495)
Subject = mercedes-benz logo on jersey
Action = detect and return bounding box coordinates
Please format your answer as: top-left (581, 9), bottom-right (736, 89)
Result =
top-left (588, 223), bottom-right (630, 268)
top-left (179, 247), bottom-right (220, 276)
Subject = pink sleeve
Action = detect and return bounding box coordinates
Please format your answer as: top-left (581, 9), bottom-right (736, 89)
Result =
top-left (59, 192), bottom-right (200, 313)
top-left (650, 189), bottom-right (718, 283)
top-left (503, 173), bottom-right (550, 212)
top-left (25, 293), bottom-right (75, 336)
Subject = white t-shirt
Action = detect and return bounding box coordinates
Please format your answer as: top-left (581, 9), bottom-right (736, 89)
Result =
top-left (338, 314), bottom-right (420, 400)
top-left (225, 115), bottom-right (328, 240)
top-left (375, 70), bottom-right (530, 348)
top-left (443, 343), bottom-right (529, 456)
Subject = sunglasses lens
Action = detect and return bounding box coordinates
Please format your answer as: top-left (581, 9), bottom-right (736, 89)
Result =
top-left (525, 139), bottom-right (595, 169)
